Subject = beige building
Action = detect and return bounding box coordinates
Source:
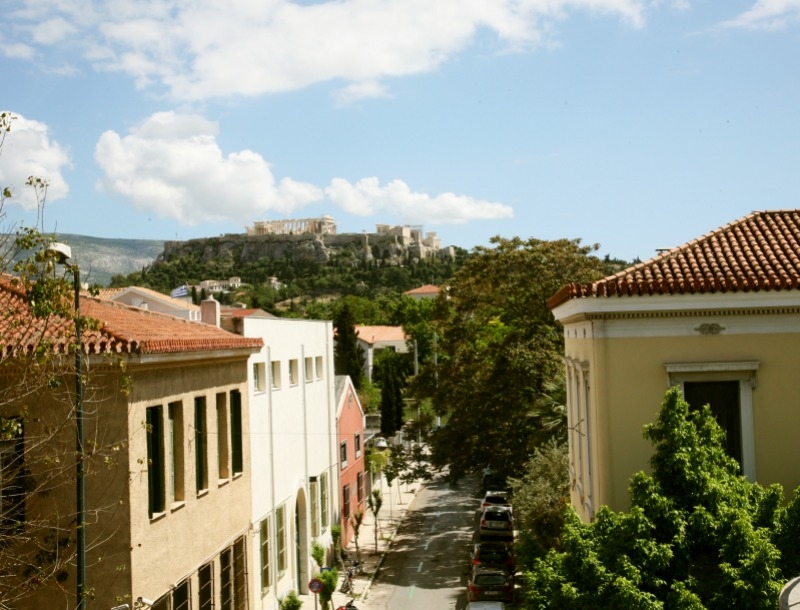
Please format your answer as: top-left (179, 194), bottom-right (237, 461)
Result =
top-left (549, 210), bottom-right (800, 522)
top-left (0, 275), bottom-right (262, 609)
top-left (355, 325), bottom-right (409, 382)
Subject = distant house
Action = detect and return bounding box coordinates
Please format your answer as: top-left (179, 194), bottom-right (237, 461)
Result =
top-left (335, 375), bottom-right (367, 549)
top-left (1, 275), bottom-right (262, 610)
top-left (355, 325), bottom-right (409, 382)
top-left (549, 210), bottom-right (800, 522)
top-left (96, 285), bottom-right (201, 321)
top-left (403, 284), bottom-right (441, 300)
top-left (199, 277), bottom-right (242, 293)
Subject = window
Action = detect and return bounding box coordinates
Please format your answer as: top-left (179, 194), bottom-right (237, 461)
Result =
top-left (253, 361), bottom-right (266, 392)
top-left (198, 562), bottom-right (213, 610)
top-left (355, 433), bottom-right (362, 458)
top-left (168, 402), bottom-right (184, 503)
top-left (310, 479), bottom-right (319, 537)
top-left (276, 505), bottom-right (287, 573)
top-left (0, 418), bottom-right (24, 528)
top-left (565, 358), bottom-right (593, 518)
top-left (231, 390), bottom-right (243, 475)
top-left (289, 359), bottom-right (299, 385)
top-left (305, 357), bottom-right (314, 382)
top-left (260, 518), bottom-right (271, 590)
top-left (221, 537), bottom-right (247, 610)
top-left (685, 381), bottom-right (742, 465)
top-left (172, 579), bottom-right (190, 610)
top-left (357, 471), bottom-right (364, 504)
top-left (315, 356), bottom-right (323, 379)
top-left (195, 397), bottom-right (208, 493)
top-left (271, 361), bottom-right (282, 389)
top-left (320, 472), bottom-right (329, 528)
top-left (340, 441), bottom-right (348, 469)
top-left (217, 393), bottom-right (229, 480)
top-left (146, 406), bottom-right (165, 517)
top-left (667, 361), bottom-right (759, 480)
top-left (343, 484), bottom-right (351, 519)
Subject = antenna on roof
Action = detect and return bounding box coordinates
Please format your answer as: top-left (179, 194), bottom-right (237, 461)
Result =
top-left (655, 248), bottom-right (671, 254)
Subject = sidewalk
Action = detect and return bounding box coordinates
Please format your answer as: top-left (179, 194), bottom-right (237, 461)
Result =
top-left (298, 476), bottom-right (425, 610)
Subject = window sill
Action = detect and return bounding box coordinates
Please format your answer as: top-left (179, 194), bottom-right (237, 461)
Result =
top-left (149, 511), bottom-right (167, 523)
top-left (232, 472), bottom-right (243, 480)
top-left (197, 489), bottom-right (209, 498)
top-left (218, 478), bottom-right (230, 488)
top-left (170, 501), bottom-right (185, 513)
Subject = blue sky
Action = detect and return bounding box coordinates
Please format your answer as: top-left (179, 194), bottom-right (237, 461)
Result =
top-left (1, 0), bottom-right (799, 264)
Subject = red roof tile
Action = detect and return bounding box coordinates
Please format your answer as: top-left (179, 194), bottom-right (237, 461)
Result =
top-left (0, 275), bottom-right (262, 357)
top-left (548, 210), bottom-right (800, 309)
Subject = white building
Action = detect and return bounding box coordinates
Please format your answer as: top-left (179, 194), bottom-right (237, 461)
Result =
top-left (219, 306), bottom-right (339, 610)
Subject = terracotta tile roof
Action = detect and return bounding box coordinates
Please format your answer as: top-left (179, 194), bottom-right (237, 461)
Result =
top-left (403, 284), bottom-right (441, 297)
top-left (548, 210), bottom-right (800, 309)
top-left (0, 275), bottom-right (262, 357)
top-left (355, 325), bottom-right (407, 345)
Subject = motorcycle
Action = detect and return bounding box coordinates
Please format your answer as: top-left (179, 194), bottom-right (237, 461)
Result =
top-left (336, 601), bottom-right (359, 610)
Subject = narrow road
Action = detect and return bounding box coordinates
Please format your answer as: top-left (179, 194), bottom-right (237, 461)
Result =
top-left (363, 474), bottom-right (478, 610)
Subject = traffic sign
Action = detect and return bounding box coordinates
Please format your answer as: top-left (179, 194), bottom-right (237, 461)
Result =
top-left (308, 577), bottom-right (324, 594)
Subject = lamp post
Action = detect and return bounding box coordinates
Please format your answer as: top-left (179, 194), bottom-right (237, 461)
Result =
top-left (49, 243), bottom-right (85, 610)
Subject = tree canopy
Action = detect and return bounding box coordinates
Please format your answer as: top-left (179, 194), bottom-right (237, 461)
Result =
top-left (412, 236), bottom-right (606, 480)
top-left (524, 387), bottom-right (800, 610)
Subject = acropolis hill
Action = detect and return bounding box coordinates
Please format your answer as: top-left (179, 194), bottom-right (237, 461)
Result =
top-left (159, 216), bottom-right (456, 266)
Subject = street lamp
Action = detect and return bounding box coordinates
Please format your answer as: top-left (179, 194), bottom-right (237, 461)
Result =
top-left (49, 242), bottom-right (85, 610)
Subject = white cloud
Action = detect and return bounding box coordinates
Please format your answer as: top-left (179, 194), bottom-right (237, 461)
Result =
top-left (94, 111), bottom-right (324, 225)
top-left (721, 0), bottom-right (800, 29)
top-left (0, 112), bottom-right (71, 210)
top-left (6, 0), bottom-right (648, 102)
top-left (325, 177), bottom-right (514, 225)
top-left (93, 111), bottom-right (513, 227)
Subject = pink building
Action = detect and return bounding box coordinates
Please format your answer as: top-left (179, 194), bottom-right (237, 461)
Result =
top-left (335, 375), bottom-right (367, 548)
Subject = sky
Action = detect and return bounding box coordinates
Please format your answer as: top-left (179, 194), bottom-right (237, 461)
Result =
top-left (1, 1), bottom-right (799, 264)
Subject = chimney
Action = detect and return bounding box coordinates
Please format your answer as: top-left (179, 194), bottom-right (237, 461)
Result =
top-left (201, 296), bottom-right (220, 327)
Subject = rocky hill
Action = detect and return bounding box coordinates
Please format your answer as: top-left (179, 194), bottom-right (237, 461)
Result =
top-left (56, 233), bottom-right (165, 286)
top-left (159, 231), bottom-right (456, 267)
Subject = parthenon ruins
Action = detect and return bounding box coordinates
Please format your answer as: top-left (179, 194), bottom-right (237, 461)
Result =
top-left (246, 215), bottom-right (337, 236)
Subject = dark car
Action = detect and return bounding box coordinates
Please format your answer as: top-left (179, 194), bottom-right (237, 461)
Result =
top-left (479, 506), bottom-right (514, 540)
top-left (467, 567), bottom-right (515, 603)
top-left (471, 541), bottom-right (515, 574)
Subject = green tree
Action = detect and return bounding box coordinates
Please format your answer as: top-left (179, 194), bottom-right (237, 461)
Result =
top-left (376, 350), bottom-right (406, 437)
top-left (333, 303), bottom-right (365, 391)
top-left (367, 489), bottom-right (383, 554)
top-left (412, 236), bottom-right (605, 480)
top-left (524, 387), bottom-right (790, 610)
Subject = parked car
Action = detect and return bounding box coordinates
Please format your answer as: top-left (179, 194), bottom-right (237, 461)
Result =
top-left (467, 566), bottom-right (515, 603)
top-left (471, 541), bottom-right (515, 573)
top-left (479, 506), bottom-right (514, 540)
top-left (481, 490), bottom-right (511, 511)
top-left (481, 468), bottom-right (507, 492)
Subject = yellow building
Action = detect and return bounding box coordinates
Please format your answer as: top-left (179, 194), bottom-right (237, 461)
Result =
top-left (0, 275), bottom-right (262, 609)
top-left (549, 210), bottom-right (800, 522)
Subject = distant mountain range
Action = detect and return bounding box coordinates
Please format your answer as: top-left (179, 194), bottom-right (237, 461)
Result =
top-left (56, 234), bottom-right (165, 286)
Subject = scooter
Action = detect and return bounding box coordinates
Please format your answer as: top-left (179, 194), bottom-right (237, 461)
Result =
top-left (336, 601), bottom-right (359, 610)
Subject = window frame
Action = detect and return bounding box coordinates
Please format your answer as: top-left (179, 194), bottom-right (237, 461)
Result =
top-left (666, 361), bottom-right (759, 481)
top-left (146, 406), bottom-right (166, 518)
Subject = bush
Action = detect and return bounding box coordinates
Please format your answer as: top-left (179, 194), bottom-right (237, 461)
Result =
top-left (278, 590), bottom-right (302, 610)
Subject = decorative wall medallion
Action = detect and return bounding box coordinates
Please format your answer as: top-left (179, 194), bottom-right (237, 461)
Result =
top-left (695, 323), bottom-right (725, 335)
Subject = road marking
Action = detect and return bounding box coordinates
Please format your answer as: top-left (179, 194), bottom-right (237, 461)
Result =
top-left (408, 585), bottom-right (416, 599)
top-left (417, 562), bottom-right (424, 572)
